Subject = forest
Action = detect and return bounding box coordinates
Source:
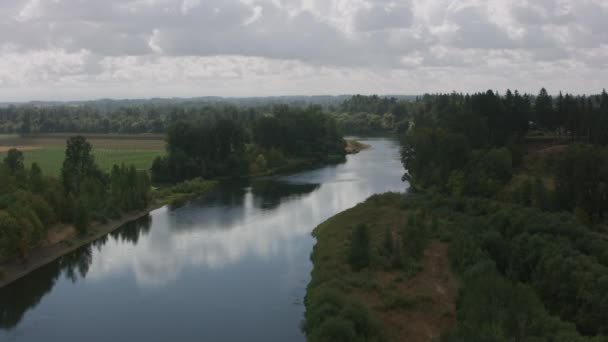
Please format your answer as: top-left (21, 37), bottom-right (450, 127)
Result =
top-left (0, 95), bottom-right (411, 136)
top-left (0, 136), bottom-right (150, 260)
top-left (402, 88), bottom-right (608, 340)
top-left (305, 88), bottom-right (608, 342)
top-left (150, 105), bottom-right (346, 182)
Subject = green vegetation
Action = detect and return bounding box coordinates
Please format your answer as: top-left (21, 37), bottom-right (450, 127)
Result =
top-left (0, 134), bottom-right (164, 176)
top-left (406, 194), bottom-right (606, 341)
top-left (152, 178), bottom-right (218, 205)
top-left (0, 95), bottom-right (403, 136)
top-left (306, 191), bottom-right (607, 341)
top-left (331, 95), bottom-right (410, 135)
top-left (348, 224), bottom-right (371, 271)
top-left (307, 88), bottom-right (608, 341)
top-left (0, 148), bottom-right (162, 177)
top-left (152, 105), bottom-right (346, 183)
top-left (0, 137), bottom-right (151, 261)
top-left (0, 104), bottom-right (346, 268)
top-left (399, 89), bottom-right (608, 339)
top-left (305, 193), bottom-right (442, 342)
top-left (402, 89), bottom-right (608, 223)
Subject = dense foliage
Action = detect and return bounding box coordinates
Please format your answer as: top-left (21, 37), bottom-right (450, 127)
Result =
top-left (151, 105), bottom-right (346, 183)
top-left (348, 224), bottom-right (370, 271)
top-left (305, 193), bottom-right (433, 342)
top-left (402, 88), bottom-right (608, 221)
top-left (331, 95), bottom-right (411, 134)
top-left (399, 194), bottom-right (608, 340)
top-left (0, 95), bottom-right (413, 136)
top-left (553, 144), bottom-right (608, 221)
top-left (0, 96), bottom-right (350, 134)
top-left (0, 137), bottom-right (150, 260)
top-left (0, 103), bottom-right (261, 134)
top-left (399, 88), bottom-right (608, 339)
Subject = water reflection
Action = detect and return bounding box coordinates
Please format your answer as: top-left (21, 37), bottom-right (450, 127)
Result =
top-left (0, 216), bottom-right (152, 330)
top-left (250, 179), bottom-right (321, 210)
top-left (0, 138), bottom-right (406, 341)
top-left (0, 246), bottom-right (94, 330)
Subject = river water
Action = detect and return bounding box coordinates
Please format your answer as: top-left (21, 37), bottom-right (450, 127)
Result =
top-left (0, 138), bottom-right (406, 342)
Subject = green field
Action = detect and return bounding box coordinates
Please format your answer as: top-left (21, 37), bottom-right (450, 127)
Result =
top-left (0, 134), bottom-right (165, 176)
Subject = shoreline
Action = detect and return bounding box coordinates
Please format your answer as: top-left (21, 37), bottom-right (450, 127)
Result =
top-left (345, 139), bottom-right (371, 154)
top-left (0, 140), bottom-right (363, 289)
top-left (304, 193), bottom-right (458, 341)
top-left (0, 204), bottom-right (164, 289)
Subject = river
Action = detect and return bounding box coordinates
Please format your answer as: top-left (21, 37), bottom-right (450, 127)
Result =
top-left (0, 137), bottom-right (406, 342)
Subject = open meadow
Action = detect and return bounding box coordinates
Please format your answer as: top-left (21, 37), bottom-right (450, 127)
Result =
top-left (0, 134), bottom-right (165, 175)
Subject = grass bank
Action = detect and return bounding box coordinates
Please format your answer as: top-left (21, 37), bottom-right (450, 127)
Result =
top-left (304, 192), bottom-right (457, 342)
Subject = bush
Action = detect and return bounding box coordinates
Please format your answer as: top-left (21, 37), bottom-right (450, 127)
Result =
top-left (310, 317), bottom-right (357, 342)
top-left (305, 288), bottom-right (383, 342)
top-left (383, 227), bottom-right (394, 256)
top-left (402, 213), bottom-right (427, 261)
top-left (171, 178), bottom-right (216, 194)
top-left (349, 224), bottom-right (370, 271)
top-left (250, 154), bottom-right (267, 174)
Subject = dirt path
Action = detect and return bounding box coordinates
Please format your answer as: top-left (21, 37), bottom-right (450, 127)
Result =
top-left (44, 224), bottom-right (76, 246)
top-left (375, 241), bottom-right (458, 342)
top-left (0, 146), bottom-right (41, 152)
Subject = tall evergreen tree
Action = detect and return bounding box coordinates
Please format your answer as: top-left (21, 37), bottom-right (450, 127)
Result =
top-left (61, 136), bottom-right (99, 195)
top-left (535, 88), bottom-right (555, 130)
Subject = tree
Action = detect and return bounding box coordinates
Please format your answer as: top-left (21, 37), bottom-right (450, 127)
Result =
top-left (29, 162), bottom-right (45, 193)
top-left (73, 202), bottom-right (89, 235)
top-left (61, 136), bottom-right (99, 195)
top-left (3, 148), bottom-right (24, 173)
top-left (554, 144), bottom-right (608, 221)
top-left (0, 211), bottom-right (20, 257)
top-left (349, 224), bottom-right (370, 271)
top-left (535, 88), bottom-right (555, 130)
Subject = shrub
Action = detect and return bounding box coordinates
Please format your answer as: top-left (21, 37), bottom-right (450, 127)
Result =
top-left (349, 224), bottom-right (370, 271)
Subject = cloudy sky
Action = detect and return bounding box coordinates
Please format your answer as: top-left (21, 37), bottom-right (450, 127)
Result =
top-left (0, 0), bottom-right (607, 101)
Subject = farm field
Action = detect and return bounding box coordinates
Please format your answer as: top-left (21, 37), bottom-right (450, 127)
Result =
top-left (0, 134), bottom-right (165, 175)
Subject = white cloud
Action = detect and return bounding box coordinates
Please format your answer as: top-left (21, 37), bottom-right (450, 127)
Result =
top-left (242, 5), bottom-right (263, 26)
top-left (0, 0), bottom-right (606, 100)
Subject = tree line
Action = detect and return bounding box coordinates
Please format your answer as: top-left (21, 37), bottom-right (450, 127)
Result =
top-left (0, 103), bottom-right (262, 134)
top-left (402, 89), bottom-right (608, 219)
top-left (399, 88), bottom-right (608, 339)
top-left (151, 105), bottom-right (346, 183)
top-left (0, 137), bottom-right (150, 260)
top-left (1, 95), bottom-right (412, 136)
top-left (330, 94), bottom-right (411, 135)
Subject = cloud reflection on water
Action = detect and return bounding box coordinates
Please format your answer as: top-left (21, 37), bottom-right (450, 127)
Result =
top-left (85, 139), bottom-right (406, 288)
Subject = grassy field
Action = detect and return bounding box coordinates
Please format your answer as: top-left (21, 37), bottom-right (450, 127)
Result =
top-left (0, 134), bottom-right (165, 175)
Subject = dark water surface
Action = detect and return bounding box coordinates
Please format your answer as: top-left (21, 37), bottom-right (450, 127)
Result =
top-left (0, 138), bottom-right (406, 342)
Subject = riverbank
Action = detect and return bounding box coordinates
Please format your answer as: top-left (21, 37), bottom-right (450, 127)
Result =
top-left (0, 206), bottom-right (159, 288)
top-left (0, 140), bottom-right (363, 289)
top-left (0, 179), bottom-right (219, 288)
top-left (345, 139), bottom-right (371, 154)
top-left (304, 193), bottom-right (457, 342)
